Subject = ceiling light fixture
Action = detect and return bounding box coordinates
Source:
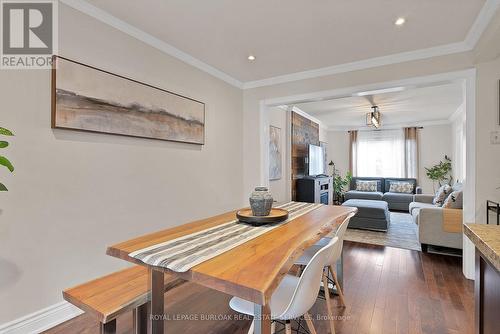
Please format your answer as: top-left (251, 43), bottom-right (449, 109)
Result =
top-left (355, 86), bottom-right (405, 97)
top-left (395, 17), bottom-right (406, 26)
top-left (366, 106), bottom-right (382, 129)
top-left (247, 55), bottom-right (256, 61)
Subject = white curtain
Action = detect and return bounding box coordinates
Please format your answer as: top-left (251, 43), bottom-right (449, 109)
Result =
top-left (356, 129), bottom-right (405, 177)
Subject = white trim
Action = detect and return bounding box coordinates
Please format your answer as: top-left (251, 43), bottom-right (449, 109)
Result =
top-left (59, 0), bottom-right (244, 89)
top-left (61, 0), bottom-right (498, 90)
top-left (448, 101), bottom-right (466, 123)
top-left (463, 69), bottom-right (477, 280)
top-left (262, 69), bottom-right (474, 107)
top-left (464, 0), bottom-right (500, 49)
top-left (243, 42), bottom-right (467, 89)
top-left (0, 301), bottom-right (83, 334)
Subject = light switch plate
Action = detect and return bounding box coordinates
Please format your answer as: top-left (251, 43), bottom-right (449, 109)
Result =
top-left (491, 131), bottom-right (500, 144)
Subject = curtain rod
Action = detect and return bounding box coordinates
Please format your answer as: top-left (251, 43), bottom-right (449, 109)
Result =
top-left (347, 126), bottom-right (423, 133)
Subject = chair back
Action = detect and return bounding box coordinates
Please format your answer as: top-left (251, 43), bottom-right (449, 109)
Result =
top-left (328, 212), bottom-right (355, 266)
top-left (277, 237), bottom-right (340, 320)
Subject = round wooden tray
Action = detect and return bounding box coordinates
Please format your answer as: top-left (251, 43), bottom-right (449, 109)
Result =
top-left (236, 208), bottom-right (289, 225)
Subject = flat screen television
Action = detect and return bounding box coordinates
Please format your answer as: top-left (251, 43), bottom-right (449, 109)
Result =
top-left (308, 144), bottom-right (325, 176)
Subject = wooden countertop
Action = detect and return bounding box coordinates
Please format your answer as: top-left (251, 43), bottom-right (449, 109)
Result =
top-left (464, 224), bottom-right (500, 271)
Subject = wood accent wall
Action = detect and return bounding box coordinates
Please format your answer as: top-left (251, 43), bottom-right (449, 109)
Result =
top-left (291, 111), bottom-right (320, 200)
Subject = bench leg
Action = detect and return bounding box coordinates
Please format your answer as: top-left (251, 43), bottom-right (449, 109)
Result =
top-left (133, 303), bottom-right (149, 334)
top-left (150, 269), bottom-right (165, 334)
top-left (100, 319), bottom-right (116, 334)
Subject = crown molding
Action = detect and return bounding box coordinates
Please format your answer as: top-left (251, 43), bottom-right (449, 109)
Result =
top-left (448, 102), bottom-right (466, 123)
top-left (61, 0), bottom-right (498, 91)
top-left (59, 0), bottom-right (244, 89)
top-left (464, 0), bottom-right (500, 49)
top-left (0, 301), bottom-right (83, 334)
top-left (243, 42), bottom-right (468, 89)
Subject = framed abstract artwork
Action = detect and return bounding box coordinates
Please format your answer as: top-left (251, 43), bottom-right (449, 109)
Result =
top-left (51, 56), bottom-right (205, 144)
top-left (269, 125), bottom-right (282, 180)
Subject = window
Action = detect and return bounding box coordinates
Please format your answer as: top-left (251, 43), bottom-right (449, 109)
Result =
top-left (356, 129), bottom-right (405, 177)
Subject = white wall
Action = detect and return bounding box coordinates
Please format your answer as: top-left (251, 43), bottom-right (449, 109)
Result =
top-left (326, 131), bottom-right (350, 177)
top-left (451, 104), bottom-right (466, 183)
top-left (475, 56), bottom-right (500, 222)
top-left (268, 107), bottom-right (288, 202)
top-left (0, 4), bottom-right (244, 324)
top-left (418, 124), bottom-right (453, 193)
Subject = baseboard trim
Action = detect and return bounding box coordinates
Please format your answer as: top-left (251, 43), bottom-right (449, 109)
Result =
top-left (0, 301), bottom-right (83, 334)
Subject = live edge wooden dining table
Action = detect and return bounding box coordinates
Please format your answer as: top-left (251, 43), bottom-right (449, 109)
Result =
top-left (106, 204), bottom-right (356, 334)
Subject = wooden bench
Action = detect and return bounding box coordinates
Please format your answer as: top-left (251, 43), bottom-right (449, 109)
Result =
top-left (63, 266), bottom-right (185, 334)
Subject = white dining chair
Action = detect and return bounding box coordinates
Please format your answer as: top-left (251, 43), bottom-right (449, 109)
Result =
top-left (229, 237), bottom-right (341, 334)
top-left (294, 212), bottom-right (355, 333)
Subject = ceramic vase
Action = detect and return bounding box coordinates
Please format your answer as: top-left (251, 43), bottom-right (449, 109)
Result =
top-left (249, 187), bottom-right (273, 216)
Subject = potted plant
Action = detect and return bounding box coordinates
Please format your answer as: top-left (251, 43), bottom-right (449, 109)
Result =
top-left (329, 161), bottom-right (352, 204)
top-left (0, 127), bottom-right (14, 191)
top-left (425, 155), bottom-right (452, 192)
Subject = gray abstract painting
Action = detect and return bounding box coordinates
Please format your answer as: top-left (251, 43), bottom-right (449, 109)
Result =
top-left (269, 126), bottom-right (282, 180)
top-left (52, 56), bottom-right (205, 144)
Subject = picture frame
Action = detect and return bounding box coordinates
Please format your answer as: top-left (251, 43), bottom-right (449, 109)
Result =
top-left (51, 56), bottom-right (205, 145)
top-left (269, 125), bottom-right (282, 180)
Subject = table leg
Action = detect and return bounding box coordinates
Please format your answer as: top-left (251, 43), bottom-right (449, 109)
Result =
top-left (149, 268), bottom-right (165, 334)
top-left (133, 303), bottom-right (149, 334)
top-left (253, 303), bottom-right (272, 334)
top-left (100, 319), bottom-right (116, 334)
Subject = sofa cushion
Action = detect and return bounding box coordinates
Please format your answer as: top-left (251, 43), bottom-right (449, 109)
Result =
top-left (452, 182), bottom-right (463, 192)
top-left (409, 201), bottom-right (437, 215)
top-left (388, 181), bottom-right (414, 194)
top-left (442, 190), bottom-right (463, 209)
top-left (350, 177), bottom-right (384, 192)
top-left (433, 184), bottom-right (452, 206)
top-left (384, 178), bottom-right (417, 194)
top-left (345, 190), bottom-right (384, 201)
top-left (355, 180), bottom-right (378, 192)
top-left (382, 192), bottom-right (414, 203)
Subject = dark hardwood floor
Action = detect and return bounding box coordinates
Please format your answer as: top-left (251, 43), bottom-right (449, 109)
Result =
top-left (44, 242), bottom-right (474, 334)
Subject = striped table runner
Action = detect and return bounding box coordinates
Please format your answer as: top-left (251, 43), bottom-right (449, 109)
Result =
top-left (129, 201), bottom-right (323, 272)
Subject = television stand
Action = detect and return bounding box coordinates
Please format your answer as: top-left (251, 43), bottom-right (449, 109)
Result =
top-left (296, 176), bottom-right (333, 205)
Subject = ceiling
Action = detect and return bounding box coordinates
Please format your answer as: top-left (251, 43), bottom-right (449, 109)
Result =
top-left (77, 0), bottom-right (489, 84)
top-left (294, 82), bottom-right (464, 129)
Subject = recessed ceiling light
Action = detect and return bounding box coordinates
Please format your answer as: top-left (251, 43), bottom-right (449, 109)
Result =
top-left (395, 17), bottom-right (406, 26)
top-left (247, 55), bottom-right (256, 61)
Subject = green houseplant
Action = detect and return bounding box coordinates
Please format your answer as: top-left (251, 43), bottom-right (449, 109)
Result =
top-left (425, 155), bottom-right (452, 192)
top-left (0, 127), bottom-right (14, 191)
top-left (329, 161), bottom-right (352, 204)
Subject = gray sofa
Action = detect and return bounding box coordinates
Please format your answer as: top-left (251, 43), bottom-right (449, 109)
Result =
top-left (345, 177), bottom-right (421, 211)
top-left (409, 185), bottom-right (463, 251)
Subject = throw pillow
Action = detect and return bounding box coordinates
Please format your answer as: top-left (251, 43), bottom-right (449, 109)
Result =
top-left (389, 181), bottom-right (414, 194)
top-left (432, 184), bottom-right (452, 206)
top-left (355, 180), bottom-right (378, 192)
top-left (442, 190), bottom-right (463, 209)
